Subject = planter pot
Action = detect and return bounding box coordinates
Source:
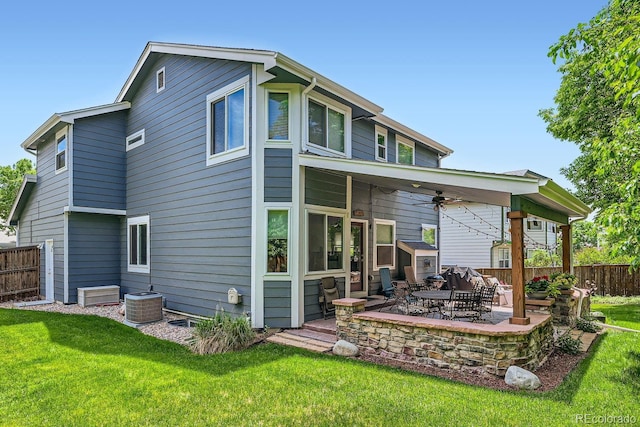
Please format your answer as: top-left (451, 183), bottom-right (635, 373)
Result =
top-left (557, 284), bottom-right (573, 290)
top-left (527, 291), bottom-right (548, 300)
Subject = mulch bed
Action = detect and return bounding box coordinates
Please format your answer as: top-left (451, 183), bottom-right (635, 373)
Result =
top-left (356, 347), bottom-right (590, 392)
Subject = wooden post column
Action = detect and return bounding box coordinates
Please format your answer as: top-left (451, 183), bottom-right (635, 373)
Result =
top-left (560, 224), bottom-right (572, 273)
top-left (507, 211), bottom-right (530, 325)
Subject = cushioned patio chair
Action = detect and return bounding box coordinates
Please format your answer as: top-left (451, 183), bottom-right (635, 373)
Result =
top-left (319, 277), bottom-right (341, 319)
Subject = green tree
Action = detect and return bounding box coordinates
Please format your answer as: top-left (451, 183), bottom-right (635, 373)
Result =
top-left (525, 249), bottom-right (561, 267)
top-left (572, 220), bottom-right (600, 251)
top-left (540, 0), bottom-right (640, 269)
top-left (0, 159), bottom-right (36, 234)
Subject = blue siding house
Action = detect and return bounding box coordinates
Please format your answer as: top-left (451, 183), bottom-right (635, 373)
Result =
top-left (9, 42), bottom-right (590, 328)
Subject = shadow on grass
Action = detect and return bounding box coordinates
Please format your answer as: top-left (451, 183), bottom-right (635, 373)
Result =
top-left (0, 308), bottom-right (318, 376)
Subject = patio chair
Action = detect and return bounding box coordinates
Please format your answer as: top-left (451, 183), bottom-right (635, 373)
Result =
top-left (479, 281), bottom-right (499, 319)
top-left (379, 268), bottom-right (411, 313)
top-left (442, 290), bottom-right (482, 322)
top-left (404, 266), bottom-right (428, 293)
top-left (319, 277), bottom-right (341, 319)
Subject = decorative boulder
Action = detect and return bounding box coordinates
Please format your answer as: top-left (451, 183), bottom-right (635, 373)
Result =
top-left (505, 366), bottom-right (541, 390)
top-left (333, 340), bottom-right (359, 357)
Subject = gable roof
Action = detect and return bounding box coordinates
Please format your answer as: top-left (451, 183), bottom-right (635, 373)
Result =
top-left (8, 174), bottom-right (37, 226)
top-left (116, 42), bottom-right (453, 157)
top-left (21, 102), bottom-right (131, 151)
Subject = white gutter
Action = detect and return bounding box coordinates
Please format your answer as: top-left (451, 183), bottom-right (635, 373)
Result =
top-left (300, 77), bottom-right (317, 153)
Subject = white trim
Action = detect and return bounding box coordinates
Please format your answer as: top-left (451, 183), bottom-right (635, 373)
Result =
top-left (67, 125), bottom-right (73, 205)
top-left (349, 218), bottom-right (369, 298)
top-left (251, 66), bottom-right (261, 328)
top-left (64, 206), bottom-right (127, 216)
top-left (305, 91), bottom-right (352, 158)
top-left (375, 125), bottom-right (388, 162)
top-left (55, 127), bottom-right (68, 174)
top-left (45, 239), bottom-right (54, 301)
top-left (374, 113), bottom-right (453, 158)
top-left (373, 218), bottom-right (396, 271)
top-left (21, 102), bottom-right (131, 151)
top-left (126, 128), bottom-right (145, 151)
top-left (396, 135), bottom-right (415, 166)
top-left (127, 215), bottom-right (150, 274)
top-left (205, 75), bottom-right (251, 166)
top-left (293, 165), bottom-right (304, 326)
top-left (156, 67), bottom-right (165, 93)
top-left (265, 89), bottom-right (291, 143)
top-left (63, 213), bottom-right (69, 303)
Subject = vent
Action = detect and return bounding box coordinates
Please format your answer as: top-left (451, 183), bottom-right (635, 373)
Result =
top-left (125, 292), bottom-right (163, 324)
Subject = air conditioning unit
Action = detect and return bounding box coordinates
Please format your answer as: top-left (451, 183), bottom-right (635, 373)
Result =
top-left (125, 292), bottom-right (163, 325)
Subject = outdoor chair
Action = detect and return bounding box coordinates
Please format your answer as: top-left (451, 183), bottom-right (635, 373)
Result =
top-left (404, 266), bottom-right (429, 293)
top-left (479, 281), bottom-right (498, 319)
top-left (379, 267), bottom-right (412, 313)
top-left (442, 290), bottom-right (482, 322)
top-left (319, 277), bottom-right (341, 319)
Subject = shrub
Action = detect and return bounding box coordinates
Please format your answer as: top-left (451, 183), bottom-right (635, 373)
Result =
top-left (556, 333), bottom-right (582, 355)
top-left (576, 316), bottom-right (602, 333)
top-left (190, 312), bottom-right (256, 355)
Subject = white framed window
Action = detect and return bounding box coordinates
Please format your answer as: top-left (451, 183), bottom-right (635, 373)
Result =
top-left (127, 215), bottom-right (150, 273)
top-left (396, 136), bottom-right (415, 165)
top-left (375, 125), bottom-right (387, 162)
top-left (306, 92), bottom-right (351, 156)
top-left (307, 211), bottom-right (345, 273)
top-left (156, 67), bottom-right (165, 93)
top-left (267, 91), bottom-right (290, 141)
top-left (374, 219), bottom-right (396, 270)
top-left (498, 247), bottom-right (511, 268)
top-left (55, 128), bottom-right (67, 173)
top-left (206, 75), bottom-right (250, 166)
top-left (266, 208), bottom-right (290, 274)
top-left (126, 129), bottom-right (145, 151)
top-left (421, 223), bottom-right (437, 247)
top-left (527, 218), bottom-right (543, 231)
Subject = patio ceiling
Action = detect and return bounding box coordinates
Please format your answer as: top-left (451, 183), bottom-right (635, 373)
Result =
top-left (299, 154), bottom-right (591, 224)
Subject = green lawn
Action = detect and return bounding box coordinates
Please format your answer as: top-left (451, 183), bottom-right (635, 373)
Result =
top-left (1, 308), bottom-right (639, 427)
top-left (592, 296), bottom-right (640, 331)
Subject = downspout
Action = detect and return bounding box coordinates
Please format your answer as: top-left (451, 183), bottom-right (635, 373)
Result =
top-left (301, 77), bottom-right (317, 151)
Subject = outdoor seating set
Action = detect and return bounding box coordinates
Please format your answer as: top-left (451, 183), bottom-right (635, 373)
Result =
top-left (380, 267), bottom-right (498, 322)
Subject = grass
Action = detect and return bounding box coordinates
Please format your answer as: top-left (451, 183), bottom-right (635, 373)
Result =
top-left (1, 308), bottom-right (639, 426)
top-left (591, 295), bottom-right (640, 331)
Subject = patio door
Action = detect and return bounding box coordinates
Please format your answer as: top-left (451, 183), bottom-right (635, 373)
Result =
top-left (350, 220), bottom-right (368, 298)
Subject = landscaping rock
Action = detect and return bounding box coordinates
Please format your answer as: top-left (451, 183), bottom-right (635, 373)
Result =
top-left (505, 366), bottom-right (541, 390)
top-left (590, 311), bottom-right (606, 323)
top-left (333, 340), bottom-right (359, 357)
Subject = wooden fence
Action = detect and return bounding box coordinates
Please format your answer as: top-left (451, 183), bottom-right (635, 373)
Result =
top-left (0, 246), bottom-right (40, 302)
top-left (476, 265), bottom-right (640, 296)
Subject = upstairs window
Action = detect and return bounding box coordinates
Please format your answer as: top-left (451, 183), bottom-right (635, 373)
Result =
top-left (375, 125), bottom-right (387, 162)
top-left (397, 136), bottom-right (415, 165)
top-left (267, 92), bottom-right (289, 141)
top-left (126, 129), bottom-right (145, 151)
top-left (156, 67), bottom-right (165, 93)
top-left (206, 76), bottom-right (250, 166)
top-left (307, 94), bottom-right (350, 156)
top-left (55, 129), bottom-right (67, 173)
top-left (527, 218), bottom-right (543, 231)
top-left (128, 216), bottom-right (150, 273)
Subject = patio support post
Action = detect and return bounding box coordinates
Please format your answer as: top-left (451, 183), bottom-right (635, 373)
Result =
top-left (507, 211), bottom-right (530, 325)
top-left (560, 224), bottom-right (572, 273)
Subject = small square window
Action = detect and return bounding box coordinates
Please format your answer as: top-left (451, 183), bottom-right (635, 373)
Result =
top-left (126, 129), bottom-right (145, 151)
top-left (156, 67), bottom-right (165, 93)
top-left (397, 136), bottom-right (415, 165)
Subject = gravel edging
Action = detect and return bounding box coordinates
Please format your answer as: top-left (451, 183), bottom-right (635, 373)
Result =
top-left (0, 300), bottom-right (194, 346)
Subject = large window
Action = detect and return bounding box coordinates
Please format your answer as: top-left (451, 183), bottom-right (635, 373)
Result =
top-left (267, 209), bottom-right (289, 273)
top-left (307, 95), bottom-right (350, 155)
top-left (55, 129), bottom-right (67, 172)
top-left (206, 76), bottom-right (250, 165)
top-left (397, 136), bottom-right (415, 165)
top-left (374, 219), bottom-right (396, 270)
top-left (307, 212), bottom-right (344, 272)
top-left (128, 216), bottom-right (150, 273)
top-left (375, 125), bottom-right (387, 162)
top-left (267, 92), bottom-right (289, 141)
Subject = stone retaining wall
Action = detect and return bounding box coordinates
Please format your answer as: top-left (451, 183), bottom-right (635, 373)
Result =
top-left (333, 298), bottom-right (554, 376)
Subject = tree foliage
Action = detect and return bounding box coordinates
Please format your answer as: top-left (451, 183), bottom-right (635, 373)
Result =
top-left (540, 0), bottom-right (640, 269)
top-left (0, 159), bottom-right (36, 234)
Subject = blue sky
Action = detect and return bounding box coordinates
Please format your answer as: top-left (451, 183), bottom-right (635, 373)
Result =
top-left (0, 0), bottom-right (608, 190)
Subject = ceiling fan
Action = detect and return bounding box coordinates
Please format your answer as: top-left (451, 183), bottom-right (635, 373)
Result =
top-left (414, 191), bottom-right (462, 210)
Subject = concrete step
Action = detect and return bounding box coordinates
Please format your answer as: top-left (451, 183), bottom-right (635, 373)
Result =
top-left (266, 332), bottom-right (335, 353)
top-left (285, 328), bottom-right (337, 344)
